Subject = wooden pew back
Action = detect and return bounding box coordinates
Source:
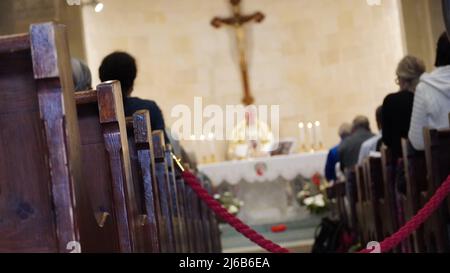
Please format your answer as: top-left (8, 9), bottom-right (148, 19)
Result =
top-left (401, 139), bottom-right (428, 252)
top-left (152, 131), bottom-right (176, 252)
top-left (0, 22), bottom-right (82, 253)
top-left (345, 169), bottom-right (359, 233)
top-left (364, 156), bottom-right (384, 243)
top-left (355, 165), bottom-right (369, 244)
top-left (164, 144), bottom-right (185, 252)
top-left (126, 111), bottom-right (162, 252)
top-left (424, 128), bottom-right (450, 252)
top-left (380, 146), bottom-right (399, 236)
top-left (75, 81), bottom-right (144, 252)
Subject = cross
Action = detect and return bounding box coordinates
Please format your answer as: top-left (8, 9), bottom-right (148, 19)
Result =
top-left (211, 0), bottom-right (265, 106)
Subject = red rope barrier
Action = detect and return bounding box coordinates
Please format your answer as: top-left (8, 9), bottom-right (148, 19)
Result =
top-left (184, 169), bottom-right (450, 254)
top-left (182, 171), bottom-right (290, 253)
top-left (359, 175), bottom-right (450, 253)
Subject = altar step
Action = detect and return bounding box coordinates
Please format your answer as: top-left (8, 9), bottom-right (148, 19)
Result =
top-left (220, 217), bottom-right (321, 253)
top-left (223, 239), bottom-right (314, 253)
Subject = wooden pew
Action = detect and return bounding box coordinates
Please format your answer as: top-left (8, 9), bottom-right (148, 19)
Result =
top-left (0, 22), bottom-right (82, 253)
top-left (174, 159), bottom-right (195, 253)
top-left (326, 182), bottom-right (350, 227)
top-left (334, 182), bottom-right (349, 227)
top-left (424, 128), bottom-right (450, 252)
top-left (164, 144), bottom-right (186, 252)
top-left (401, 139), bottom-right (428, 252)
top-left (364, 157), bottom-right (384, 243)
top-left (345, 169), bottom-right (359, 235)
top-left (380, 147), bottom-right (400, 240)
top-left (326, 184), bottom-right (339, 220)
top-left (173, 159), bottom-right (194, 253)
top-left (126, 111), bottom-right (162, 252)
top-left (198, 176), bottom-right (214, 253)
top-left (355, 165), bottom-right (369, 244)
top-left (152, 131), bottom-right (176, 252)
top-left (184, 177), bottom-right (199, 252)
top-left (75, 82), bottom-right (148, 252)
top-left (203, 180), bottom-right (223, 253)
top-left (190, 181), bottom-right (207, 252)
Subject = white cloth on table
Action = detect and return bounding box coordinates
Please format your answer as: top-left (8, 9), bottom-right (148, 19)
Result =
top-left (198, 152), bottom-right (328, 186)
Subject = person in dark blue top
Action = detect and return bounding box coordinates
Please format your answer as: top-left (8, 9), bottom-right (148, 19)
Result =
top-left (99, 51), bottom-right (166, 132)
top-left (324, 123), bottom-right (352, 182)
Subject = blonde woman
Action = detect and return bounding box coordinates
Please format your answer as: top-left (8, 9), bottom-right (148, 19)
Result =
top-left (381, 55), bottom-right (425, 159)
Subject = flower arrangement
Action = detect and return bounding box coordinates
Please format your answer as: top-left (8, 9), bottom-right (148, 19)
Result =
top-left (214, 191), bottom-right (244, 217)
top-left (296, 172), bottom-right (330, 215)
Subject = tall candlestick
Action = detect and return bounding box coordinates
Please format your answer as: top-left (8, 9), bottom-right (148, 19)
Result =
top-left (307, 122), bottom-right (313, 151)
top-left (298, 122), bottom-right (305, 151)
top-left (314, 121), bottom-right (322, 149)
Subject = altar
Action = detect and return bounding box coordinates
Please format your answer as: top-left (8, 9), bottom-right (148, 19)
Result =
top-left (198, 152), bottom-right (328, 225)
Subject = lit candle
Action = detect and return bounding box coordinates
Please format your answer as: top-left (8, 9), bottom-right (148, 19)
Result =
top-left (207, 132), bottom-right (216, 162)
top-left (307, 122), bottom-right (313, 150)
top-left (298, 122), bottom-right (305, 149)
top-left (314, 121), bottom-right (322, 149)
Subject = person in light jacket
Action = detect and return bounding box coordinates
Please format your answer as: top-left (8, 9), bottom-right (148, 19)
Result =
top-left (408, 32), bottom-right (450, 150)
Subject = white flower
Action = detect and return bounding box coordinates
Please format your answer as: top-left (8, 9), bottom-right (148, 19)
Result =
top-left (314, 194), bottom-right (325, 207)
top-left (228, 205), bottom-right (239, 214)
top-left (303, 196), bottom-right (315, 206)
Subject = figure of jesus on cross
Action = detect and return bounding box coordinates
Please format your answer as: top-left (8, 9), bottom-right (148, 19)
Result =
top-left (211, 0), bottom-right (265, 106)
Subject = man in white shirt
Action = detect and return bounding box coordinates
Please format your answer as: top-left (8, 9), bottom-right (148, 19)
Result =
top-left (358, 106), bottom-right (382, 164)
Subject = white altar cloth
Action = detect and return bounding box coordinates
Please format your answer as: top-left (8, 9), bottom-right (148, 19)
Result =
top-left (198, 152), bottom-right (328, 186)
top-left (198, 152), bottom-right (328, 225)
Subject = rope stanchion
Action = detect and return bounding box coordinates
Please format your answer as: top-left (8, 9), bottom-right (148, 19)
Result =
top-left (182, 170), bottom-right (290, 253)
top-left (359, 175), bottom-right (450, 253)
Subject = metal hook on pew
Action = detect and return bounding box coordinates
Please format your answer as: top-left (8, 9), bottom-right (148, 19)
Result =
top-left (95, 211), bottom-right (110, 228)
top-left (139, 214), bottom-right (148, 227)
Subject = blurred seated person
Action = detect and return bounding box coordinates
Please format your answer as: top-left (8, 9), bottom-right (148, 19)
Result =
top-left (382, 55), bottom-right (425, 159)
top-left (99, 51), bottom-right (166, 133)
top-left (339, 116), bottom-right (374, 172)
top-left (358, 106), bottom-right (383, 163)
top-left (324, 122), bottom-right (352, 183)
top-left (71, 58), bottom-right (92, 91)
top-left (409, 32), bottom-right (450, 150)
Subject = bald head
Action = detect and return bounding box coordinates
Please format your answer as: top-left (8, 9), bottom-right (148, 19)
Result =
top-left (352, 115), bottom-right (370, 132)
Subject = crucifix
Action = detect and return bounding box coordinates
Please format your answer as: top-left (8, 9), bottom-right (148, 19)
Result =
top-left (211, 0), bottom-right (265, 106)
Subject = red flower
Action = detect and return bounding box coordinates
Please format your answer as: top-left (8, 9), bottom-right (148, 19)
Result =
top-left (312, 173), bottom-right (322, 186)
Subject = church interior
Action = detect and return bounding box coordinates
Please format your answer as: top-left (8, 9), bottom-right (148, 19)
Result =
top-left (1, 0), bottom-right (450, 254)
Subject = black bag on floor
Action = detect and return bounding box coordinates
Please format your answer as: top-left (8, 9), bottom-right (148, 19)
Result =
top-left (312, 217), bottom-right (354, 253)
